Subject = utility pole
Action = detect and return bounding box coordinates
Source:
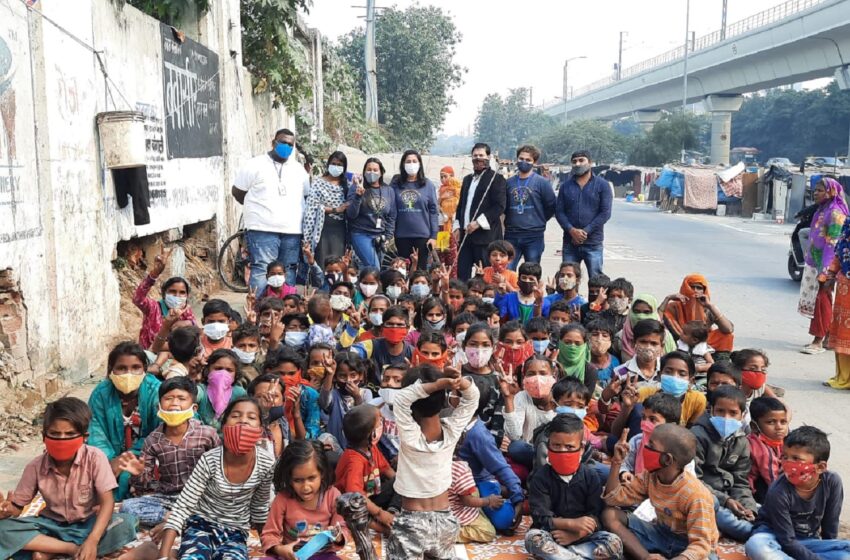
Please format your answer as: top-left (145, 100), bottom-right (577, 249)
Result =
top-left (529, 87), bottom-right (533, 108)
top-left (562, 56), bottom-right (586, 124)
top-left (618, 31), bottom-right (625, 80)
top-left (681, 0), bottom-right (691, 163)
top-left (721, 0), bottom-right (728, 40)
top-left (364, 0), bottom-right (378, 124)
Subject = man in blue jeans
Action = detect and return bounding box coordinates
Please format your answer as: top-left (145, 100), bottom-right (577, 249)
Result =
top-left (231, 128), bottom-right (311, 294)
top-left (555, 150), bottom-right (612, 280)
top-left (504, 144), bottom-right (556, 270)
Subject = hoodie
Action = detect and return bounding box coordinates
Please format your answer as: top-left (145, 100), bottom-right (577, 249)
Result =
top-left (691, 413), bottom-right (758, 511)
top-left (747, 432), bottom-right (782, 504)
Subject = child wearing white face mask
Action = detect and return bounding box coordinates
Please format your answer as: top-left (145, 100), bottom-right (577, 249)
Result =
top-left (199, 299), bottom-right (233, 356)
top-left (231, 324), bottom-right (262, 386)
top-left (260, 261), bottom-right (297, 301)
top-left (369, 363), bottom-right (407, 467)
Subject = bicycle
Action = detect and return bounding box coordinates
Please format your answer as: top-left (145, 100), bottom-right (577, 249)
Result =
top-left (217, 218), bottom-right (250, 293)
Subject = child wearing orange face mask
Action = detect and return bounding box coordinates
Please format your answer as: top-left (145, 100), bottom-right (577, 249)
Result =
top-left (412, 332), bottom-right (450, 369)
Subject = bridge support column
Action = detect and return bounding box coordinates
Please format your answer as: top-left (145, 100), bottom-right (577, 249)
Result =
top-left (704, 94), bottom-right (744, 165)
top-left (633, 110), bottom-right (663, 132)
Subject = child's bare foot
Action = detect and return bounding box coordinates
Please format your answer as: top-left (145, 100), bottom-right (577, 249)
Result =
top-left (32, 552), bottom-right (57, 560)
top-left (117, 541), bottom-right (159, 560)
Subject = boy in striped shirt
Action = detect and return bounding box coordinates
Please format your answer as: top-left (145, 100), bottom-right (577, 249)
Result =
top-left (602, 424), bottom-right (719, 560)
top-left (448, 459), bottom-right (497, 543)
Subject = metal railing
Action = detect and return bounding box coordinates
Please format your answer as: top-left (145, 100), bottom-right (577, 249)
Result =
top-left (568, 0), bottom-right (826, 99)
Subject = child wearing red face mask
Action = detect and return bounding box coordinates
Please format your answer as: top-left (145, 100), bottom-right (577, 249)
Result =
top-left (732, 349), bottom-right (779, 406)
top-left (524, 414), bottom-right (623, 560)
top-left (412, 332), bottom-right (450, 369)
top-left (0, 398), bottom-right (137, 560)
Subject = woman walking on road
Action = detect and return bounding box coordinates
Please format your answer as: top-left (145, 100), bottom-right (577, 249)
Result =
top-left (391, 150), bottom-right (439, 261)
top-left (346, 157), bottom-right (397, 268)
top-left (798, 178), bottom-right (848, 355)
top-left (302, 151), bottom-right (350, 266)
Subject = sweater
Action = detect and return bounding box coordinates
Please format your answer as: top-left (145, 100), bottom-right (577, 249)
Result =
top-left (346, 184), bottom-right (397, 236)
top-left (504, 173), bottom-right (557, 235)
top-left (691, 413), bottom-right (758, 511)
top-left (528, 462), bottom-right (603, 532)
top-left (260, 488), bottom-right (349, 554)
top-left (458, 419), bottom-right (524, 506)
top-left (392, 178), bottom-right (439, 240)
top-left (503, 391), bottom-right (556, 442)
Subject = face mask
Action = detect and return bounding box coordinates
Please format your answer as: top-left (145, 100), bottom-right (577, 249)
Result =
top-left (363, 311), bottom-right (382, 327)
top-left (590, 337), bottom-right (612, 355)
top-left (555, 405), bottom-right (587, 420)
top-left (378, 387), bottom-right (398, 406)
top-left (635, 345), bottom-right (658, 364)
top-left (328, 164), bottom-right (344, 178)
top-left (372, 420), bottom-right (384, 445)
top-left (330, 294), bottom-right (352, 311)
top-left (361, 283), bottom-right (378, 298)
top-left (203, 322), bottom-right (230, 341)
top-left (327, 272), bottom-right (343, 285)
top-left (572, 163), bottom-right (591, 176)
top-left (411, 284), bottom-right (431, 299)
top-left (532, 339), bottom-right (550, 354)
top-left (632, 312), bottom-right (655, 323)
top-left (386, 286), bottom-right (402, 300)
top-left (558, 276), bottom-right (577, 291)
top-left (268, 405), bottom-right (286, 424)
top-left (396, 267), bottom-right (408, 279)
top-left (222, 424), bottom-right (263, 455)
top-left (516, 160), bottom-right (533, 173)
top-left (455, 331), bottom-right (467, 344)
top-left (523, 375), bottom-right (555, 399)
top-left (518, 280), bottom-right (535, 295)
top-left (414, 348), bottom-right (448, 370)
top-left (640, 419), bottom-right (657, 438)
top-left (157, 406), bottom-right (195, 427)
top-left (481, 296), bottom-right (495, 305)
top-left (383, 326), bottom-right (408, 344)
top-left (759, 433), bottom-right (784, 452)
top-left (404, 162), bottom-right (420, 176)
top-left (781, 459), bottom-right (818, 487)
top-left (472, 158), bottom-right (489, 173)
top-left (660, 374), bottom-right (689, 397)
top-left (266, 274), bottom-right (286, 289)
top-left (110, 373), bottom-right (145, 395)
top-left (207, 369), bottom-right (235, 417)
top-left (43, 435), bottom-right (84, 462)
top-left (427, 318), bottom-right (446, 331)
top-left (710, 416), bottom-right (743, 439)
top-left (465, 346), bottom-right (493, 369)
top-left (285, 331), bottom-right (308, 347)
top-left (274, 141), bottom-right (293, 160)
top-left (364, 171), bottom-right (381, 184)
top-left (164, 294), bottom-right (186, 309)
top-left (548, 448), bottom-right (582, 476)
top-left (232, 347), bottom-right (257, 365)
top-left (609, 297), bottom-right (629, 315)
top-left (641, 445), bottom-right (665, 472)
top-left (558, 342), bottom-right (586, 365)
top-left (742, 370), bottom-right (767, 390)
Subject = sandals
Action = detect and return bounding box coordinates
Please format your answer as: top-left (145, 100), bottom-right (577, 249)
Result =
top-left (800, 344), bottom-right (826, 355)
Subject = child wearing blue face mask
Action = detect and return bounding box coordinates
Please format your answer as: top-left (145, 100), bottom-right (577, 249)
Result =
top-left (636, 351), bottom-right (706, 428)
top-left (691, 385), bottom-right (756, 542)
top-left (525, 317), bottom-right (555, 356)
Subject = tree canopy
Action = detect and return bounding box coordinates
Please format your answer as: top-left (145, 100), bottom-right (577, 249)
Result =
top-left (628, 114), bottom-right (706, 167)
top-left (474, 89), bottom-right (555, 158)
top-left (534, 120), bottom-right (630, 164)
top-left (337, 5), bottom-right (465, 151)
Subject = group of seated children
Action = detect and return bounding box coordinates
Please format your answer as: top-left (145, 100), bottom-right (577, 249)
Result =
top-left (0, 238), bottom-right (846, 560)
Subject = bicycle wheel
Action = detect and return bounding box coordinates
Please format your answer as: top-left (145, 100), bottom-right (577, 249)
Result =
top-left (218, 230), bottom-right (250, 293)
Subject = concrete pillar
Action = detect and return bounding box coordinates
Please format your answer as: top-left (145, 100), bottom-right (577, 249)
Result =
top-left (704, 94), bottom-right (744, 165)
top-left (633, 110), bottom-right (662, 132)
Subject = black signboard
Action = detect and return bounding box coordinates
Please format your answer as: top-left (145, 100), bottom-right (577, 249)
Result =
top-left (160, 23), bottom-right (222, 158)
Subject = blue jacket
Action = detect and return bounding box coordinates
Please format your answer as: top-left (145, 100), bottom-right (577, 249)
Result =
top-left (346, 184), bottom-right (397, 236)
top-left (495, 291), bottom-right (536, 325)
top-left (392, 178), bottom-right (439, 240)
top-left (542, 293), bottom-right (587, 317)
top-left (555, 174), bottom-right (613, 246)
top-left (458, 419), bottom-right (524, 506)
top-left (504, 173), bottom-right (556, 235)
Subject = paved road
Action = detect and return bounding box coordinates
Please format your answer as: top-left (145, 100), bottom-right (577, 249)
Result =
top-left (541, 200), bottom-right (850, 514)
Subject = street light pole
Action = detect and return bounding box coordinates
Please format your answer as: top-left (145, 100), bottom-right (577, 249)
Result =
top-left (618, 31), bottom-right (625, 80)
top-left (562, 56), bottom-right (586, 125)
top-left (681, 0), bottom-right (691, 163)
top-left (364, 0), bottom-right (378, 124)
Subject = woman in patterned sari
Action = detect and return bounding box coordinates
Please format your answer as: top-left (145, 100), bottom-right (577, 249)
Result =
top-left (798, 178), bottom-right (848, 355)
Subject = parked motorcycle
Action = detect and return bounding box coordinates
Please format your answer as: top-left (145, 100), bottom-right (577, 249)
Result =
top-left (788, 203), bottom-right (817, 281)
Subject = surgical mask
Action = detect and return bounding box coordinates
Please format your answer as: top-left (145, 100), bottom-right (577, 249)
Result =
top-left (274, 141), bottom-right (293, 160)
top-left (555, 405), bottom-right (587, 420)
top-left (404, 162), bottom-right (420, 176)
top-left (660, 374), bottom-right (689, 397)
top-left (164, 294), bottom-right (186, 309)
top-left (369, 312), bottom-right (384, 326)
top-left (110, 373), bottom-right (145, 395)
top-left (427, 318), bottom-right (446, 331)
top-left (395, 267), bottom-right (408, 279)
top-left (482, 296), bottom-right (495, 305)
top-left (360, 283), bottom-right (378, 298)
top-left (571, 163), bottom-right (591, 176)
top-left (203, 322), bottom-right (230, 341)
top-left (364, 171), bottom-right (381, 184)
top-left (558, 276), bottom-right (576, 291)
top-left (266, 274), bottom-right (286, 289)
top-left (285, 331), bottom-right (308, 347)
top-left (157, 406), bottom-right (195, 427)
top-left (232, 347), bottom-right (257, 364)
top-left (328, 164), bottom-right (344, 178)
top-left (386, 286), bottom-right (402, 300)
top-left (455, 331), bottom-right (466, 344)
top-left (330, 294), bottom-right (352, 311)
top-left (516, 160), bottom-right (533, 173)
top-left (378, 387), bottom-right (398, 406)
top-left (532, 339), bottom-right (550, 354)
top-left (465, 347), bottom-right (493, 368)
top-left (710, 416), bottom-right (743, 439)
top-left (411, 284), bottom-right (431, 299)
top-left (609, 297), bottom-right (629, 315)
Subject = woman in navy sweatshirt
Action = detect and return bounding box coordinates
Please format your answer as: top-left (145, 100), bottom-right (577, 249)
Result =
top-left (391, 150), bottom-right (439, 261)
top-left (346, 157), bottom-right (397, 268)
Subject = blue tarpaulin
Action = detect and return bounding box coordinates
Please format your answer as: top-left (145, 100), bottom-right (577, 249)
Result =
top-left (656, 169), bottom-right (684, 198)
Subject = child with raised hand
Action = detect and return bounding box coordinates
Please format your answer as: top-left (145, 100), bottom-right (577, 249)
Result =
top-left (481, 240), bottom-right (518, 292)
top-left (357, 294), bottom-right (391, 342)
top-left (200, 299), bottom-right (234, 355)
top-left (579, 273), bottom-right (611, 325)
top-left (618, 392), bottom-right (683, 484)
top-left (321, 352), bottom-right (373, 449)
top-left (495, 261), bottom-right (546, 325)
top-left (197, 348), bottom-right (247, 429)
top-left (232, 323), bottom-right (262, 385)
top-left (248, 373), bottom-right (299, 457)
top-left (602, 424), bottom-right (718, 560)
top-left (503, 354), bottom-right (557, 471)
top-left (677, 320), bottom-right (714, 375)
top-left (158, 397), bottom-right (275, 560)
top-left (262, 260), bottom-right (298, 300)
top-left (691, 385), bottom-right (757, 542)
top-left (746, 397), bottom-right (788, 504)
top-left (542, 261), bottom-right (587, 318)
top-left (369, 363), bottom-right (407, 465)
top-left (265, 348), bottom-right (322, 440)
top-left (496, 320), bottom-right (535, 377)
top-left (731, 348), bottom-right (778, 402)
top-left (335, 405), bottom-right (397, 534)
top-left (132, 242), bottom-right (196, 349)
top-left (525, 414), bottom-right (623, 560)
top-left (261, 440), bottom-right (348, 560)
top-left (746, 426), bottom-right (850, 560)
top-left (0, 397), bottom-right (137, 560)
top-left (460, 322), bottom-right (505, 441)
top-left (162, 325), bottom-right (202, 381)
top-left (351, 306), bottom-right (415, 386)
top-left (638, 350), bottom-right (707, 427)
top-left (386, 363), bottom-right (479, 558)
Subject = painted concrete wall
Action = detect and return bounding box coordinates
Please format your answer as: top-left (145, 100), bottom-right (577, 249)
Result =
top-left (0, 0), bottom-right (292, 387)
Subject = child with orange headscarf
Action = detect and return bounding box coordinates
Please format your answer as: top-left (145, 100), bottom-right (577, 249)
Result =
top-left (660, 274), bottom-right (735, 354)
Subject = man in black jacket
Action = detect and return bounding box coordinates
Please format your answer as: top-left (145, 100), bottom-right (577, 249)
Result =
top-left (453, 143), bottom-right (507, 281)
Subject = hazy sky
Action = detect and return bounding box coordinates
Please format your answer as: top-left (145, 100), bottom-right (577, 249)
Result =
top-left (306, 0), bottom-right (792, 136)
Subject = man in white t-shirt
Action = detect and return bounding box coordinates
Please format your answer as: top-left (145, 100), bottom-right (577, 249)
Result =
top-left (232, 128), bottom-right (311, 293)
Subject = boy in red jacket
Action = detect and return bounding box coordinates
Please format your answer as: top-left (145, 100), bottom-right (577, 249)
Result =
top-left (747, 396), bottom-right (788, 504)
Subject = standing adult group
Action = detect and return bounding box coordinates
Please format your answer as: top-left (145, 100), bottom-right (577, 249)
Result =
top-left (232, 129), bottom-right (614, 292)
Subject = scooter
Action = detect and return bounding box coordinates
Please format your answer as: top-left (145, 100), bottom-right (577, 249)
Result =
top-left (788, 203), bottom-right (817, 281)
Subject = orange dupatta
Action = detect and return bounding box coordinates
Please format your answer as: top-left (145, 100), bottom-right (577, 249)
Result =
top-left (663, 274), bottom-right (734, 352)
